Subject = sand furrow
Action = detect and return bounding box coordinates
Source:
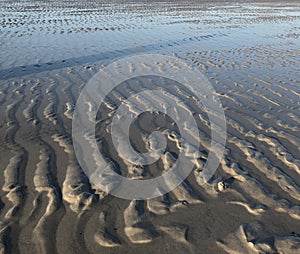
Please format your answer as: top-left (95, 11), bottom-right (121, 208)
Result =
top-left (94, 212), bottom-right (121, 247)
top-left (124, 200), bottom-right (155, 244)
top-left (229, 137), bottom-right (300, 202)
top-left (256, 133), bottom-right (300, 175)
top-left (288, 113), bottom-right (300, 125)
top-left (146, 188), bottom-right (170, 215)
top-left (276, 119), bottom-right (300, 132)
top-left (23, 97), bottom-right (39, 125)
top-left (1, 1), bottom-right (300, 253)
top-left (64, 102), bottom-right (74, 120)
top-left (55, 72), bottom-right (78, 121)
top-left (2, 150), bottom-right (25, 218)
top-left (184, 110), bottom-right (300, 218)
top-left (1, 89), bottom-right (27, 253)
top-left (162, 151), bottom-right (202, 205)
top-left (221, 157), bottom-right (300, 219)
top-left (32, 147), bottom-right (60, 254)
top-left (52, 134), bottom-right (96, 214)
top-left (225, 115), bottom-right (300, 177)
top-left (266, 128), bottom-right (300, 151)
top-left (43, 99), bottom-right (57, 125)
top-left (218, 221), bottom-right (300, 254)
top-left (83, 133), bottom-right (120, 196)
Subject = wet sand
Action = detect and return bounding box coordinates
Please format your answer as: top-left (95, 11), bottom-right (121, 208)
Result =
top-left (0, 1), bottom-right (300, 253)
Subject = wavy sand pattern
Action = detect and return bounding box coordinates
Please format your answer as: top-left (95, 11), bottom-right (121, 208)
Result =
top-left (0, 1), bottom-right (300, 253)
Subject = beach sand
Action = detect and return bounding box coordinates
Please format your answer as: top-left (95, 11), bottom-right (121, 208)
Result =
top-left (0, 1), bottom-right (300, 253)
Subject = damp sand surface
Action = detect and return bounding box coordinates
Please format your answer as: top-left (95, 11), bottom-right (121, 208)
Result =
top-left (0, 1), bottom-right (300, 253)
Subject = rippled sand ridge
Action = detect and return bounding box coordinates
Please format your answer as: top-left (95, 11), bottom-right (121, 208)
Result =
top-left (0, 1), bottom-right (300, 253)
